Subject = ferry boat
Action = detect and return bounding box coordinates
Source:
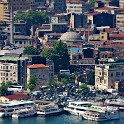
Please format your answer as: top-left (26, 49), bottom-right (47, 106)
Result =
top-left (82, 105), bottom-right (120, 121)
top-left (0, 100), bottom-right (36, 117)
top-left (37, 102), bottom-right (61, 116)
top-left (64, 101), bottom-right (91, 116)
top-left (12, 107), bottom-right (36, 118)
top-left (105, 99), bottom-right (124, 111)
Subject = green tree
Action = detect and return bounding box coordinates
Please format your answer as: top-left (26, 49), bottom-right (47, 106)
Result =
top-left (14, 10), bottom-right (49, 26)
top-left (23, 46), bottom-right (40, 55)
top-left (89, 0), bottom-right (95, 7)
top-left (87, 70), bottom-right (95, 85)
top-left (41, 41), bottom-right (70, 73)
top-left (27, 83), bottom-right (35, 91)
top-left (79, 84), bottom-right (90, 92)
top-left (61, 78), bottom-right (68, 85)
top-left (27, 75), bottom-right (37, 91)
top-left (6, 81), bottom-right (13, 87)
top-left (48, 81), bottom-right (58, 89)
top-left (0, 82), bottom-right (9, 96)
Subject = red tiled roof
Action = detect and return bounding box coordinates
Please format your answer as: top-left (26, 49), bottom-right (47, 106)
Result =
top-left (86, 12), bottom-right (101, 16)
top-left (36, 6), bottom-right (47, 9)
top-left (27, 64), bottom-right (49, 69)
top-left (100, 51), bottom-right (113, 54)
top-left (104, 28), bottom-right (115, 33)
top-left (97, 7), bottom-right (124, 11)
top-left (3, 94), bottom-right (28, 100)
top-left (109, 33), bottom-right (124, 38)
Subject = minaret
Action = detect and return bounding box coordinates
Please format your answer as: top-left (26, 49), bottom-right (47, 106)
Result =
top-left (10, 1), bottom-right (14, 45)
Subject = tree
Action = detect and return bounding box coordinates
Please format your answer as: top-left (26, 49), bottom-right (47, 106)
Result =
top-left (79, 84), bottom-right (90, 92)
top-left (27, 75), bottom-right (37, 91)
top-left (6, 81), bottom-right (13, 87)
top-left (89, 0), bottom-right (95, 7)
top-left (0, 82), bottom-right (9, 96)
top-left (14, 10), bottom-right (49, 27)
top-left (87, 70), bottom-right (95, 85)
top-left (27, 83), bottom-right (35, 91)
top-left (23, 46), bottom-right (40, 55)
top-left (61, 78), bottom-right (68, 85)
top-left (41, 41), bottom-right (70, 73)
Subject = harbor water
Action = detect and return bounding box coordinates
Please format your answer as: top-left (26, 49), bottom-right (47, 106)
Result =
top-left (1, 114), bottom-right (124, 124)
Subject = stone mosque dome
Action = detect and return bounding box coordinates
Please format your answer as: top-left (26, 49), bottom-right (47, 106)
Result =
top-left (60, 31), bottom-right (82, 41)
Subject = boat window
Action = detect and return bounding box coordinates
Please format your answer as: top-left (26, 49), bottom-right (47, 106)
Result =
top-left (7, 109), bottom-right (13, 112)
top-left (0, 110), bottom-right (5, 112)
top-left (76, 108), bottom-right (86, 111)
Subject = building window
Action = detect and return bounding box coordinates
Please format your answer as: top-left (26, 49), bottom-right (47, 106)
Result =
top-left (122, 72), bottom-right (124, 75)
top-left (110, 73), bottom-right (113, 77)
top-left (6, 66), bottom-right (8, 70)
top-left (10, 66), bottom-right (12, 69)
top-left (6, 73), bottom-right (8, 76)
top-left (116, 72), bottom-right (120, 76)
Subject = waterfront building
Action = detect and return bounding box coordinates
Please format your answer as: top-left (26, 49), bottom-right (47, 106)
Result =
top-left (95, 63), bottom-right (124, 90)
top-left (0, 94), bottom-right (29, 103)
top-left (27, 64), bottom-right (50, 84)
top-left (0, 55), bottom-right (28, 87)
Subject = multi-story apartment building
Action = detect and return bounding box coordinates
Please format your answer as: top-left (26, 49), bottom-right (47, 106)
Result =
top-left (0, 1), bottom-right (9, 21)
top-left (37, 23), bottom-right (68, 37)
top-left (66, 1), bottom-right (89, 14)
top-left (0, 55), bottom-right (54, 88)
top-left (119, 0), bottom-right (124, 8)
top-left (0, 0), bottom-right (35, 22)
top-left (33, 0), bottom-right (46, 7)
top-left (116, 12), bottom-right (124, 27)
top-left (0, 55), bottom-right (28, 87)
top-left (95, 63), bottom-right (124, 90)
top-left (54, 0), bottom-right (66, 13)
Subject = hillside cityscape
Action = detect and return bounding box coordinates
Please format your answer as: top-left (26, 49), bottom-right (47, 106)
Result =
top-left (0, 0), bottom-right (124, 123)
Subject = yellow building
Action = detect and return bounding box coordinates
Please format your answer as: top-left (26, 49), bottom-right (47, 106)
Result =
top-left (0, 94), bottom-right (29, 103)
top-left (88, 32), bottom-right (108, 41)
top-left (0, 1), bottom-right (9, 21)
top-left (0, 0), bottom-right (34, 22)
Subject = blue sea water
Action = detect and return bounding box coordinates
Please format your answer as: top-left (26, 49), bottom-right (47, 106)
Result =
top-left (0, 114), bottom-right (124, 124)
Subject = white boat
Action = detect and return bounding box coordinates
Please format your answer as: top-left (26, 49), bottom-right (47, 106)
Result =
top-left (64, 101), bottom-right (91, 116)
top-left (37, 102), bottom-right (61, 116)
top-left (0, 100), bottom-right (36, 117)
top-left (82, 105), bottom-right (120, 121)
top-left (12, 107), bottom-right (36, 118)
top-left (105, 99), bottom-right (124, 111)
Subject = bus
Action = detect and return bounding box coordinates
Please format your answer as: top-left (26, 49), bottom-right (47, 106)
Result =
top-left (60, 70), bottom-right (70, 75)
top-left (8, 85), bottom-right (24, 93)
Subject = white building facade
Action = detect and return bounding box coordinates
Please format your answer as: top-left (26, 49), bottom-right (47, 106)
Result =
top-left (66, 2), bottom-right (89, 14)
top-left (0, 62), bottom-right (17, 84)
top-left (95, 63), bottom-right (124, 90)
